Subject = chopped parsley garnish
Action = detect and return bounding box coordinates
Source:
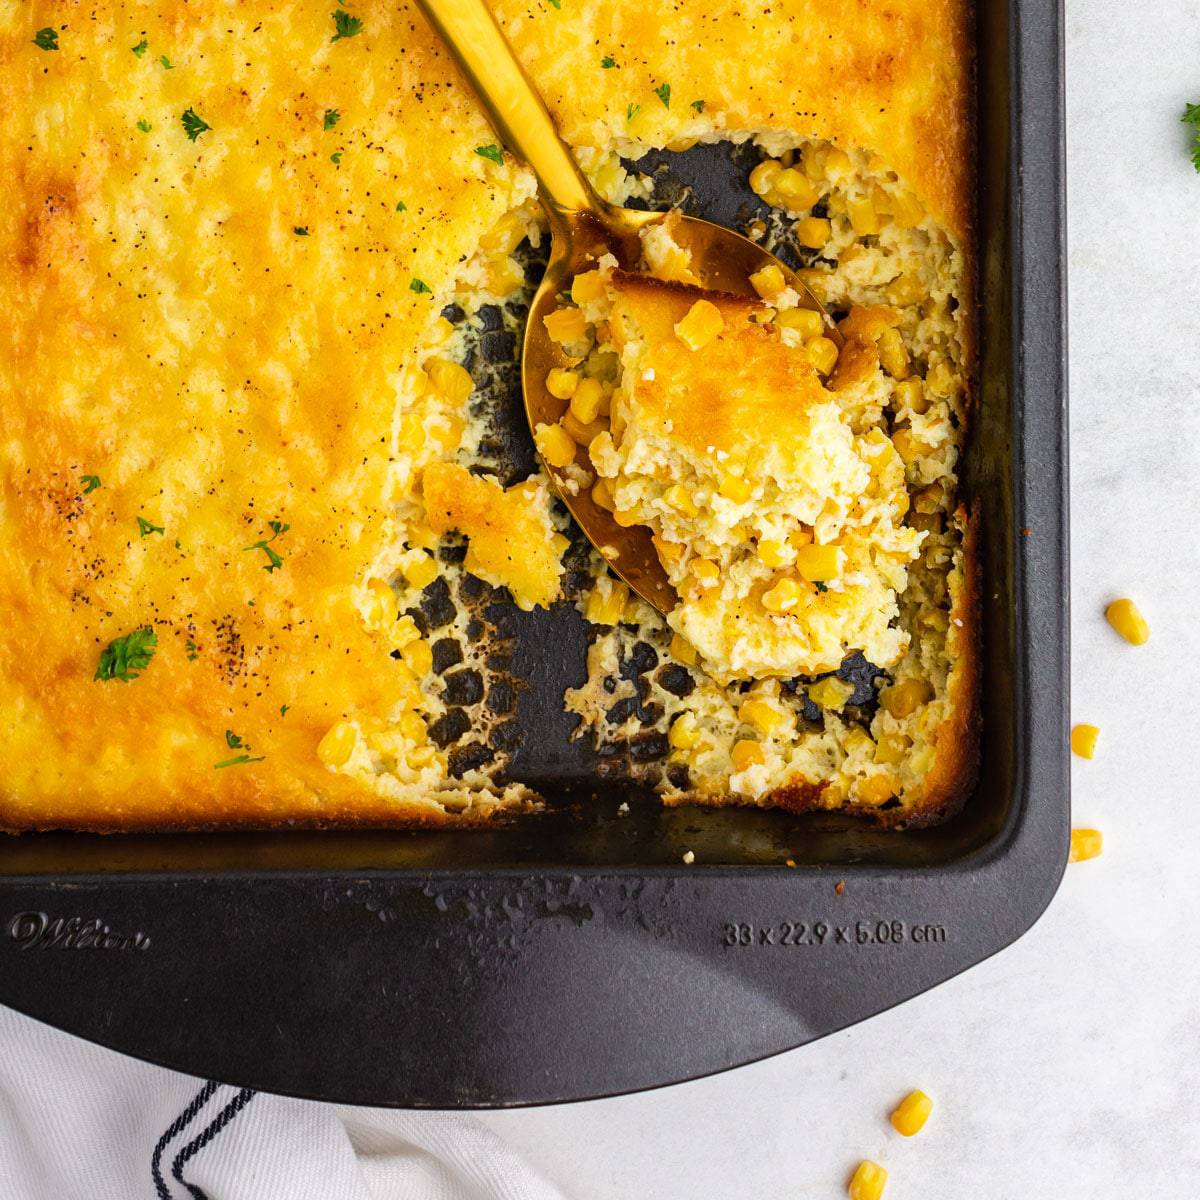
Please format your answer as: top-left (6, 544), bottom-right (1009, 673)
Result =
top-left (654, 82), bottom-right (671, 108)
top-left (95, 627), bottom-right (157, 683)
top-left (136, 516), bottom-right (164, 537)
top-left (185, 637), bottom-right (199, 661)
top-left (690, 99), bottom-right (706, 112)
top-left (280, 704), bottom-right (290, 717)
top-left (137, 119), bottom-right (152, 133)
top-left (626, 103), bottom-right (640, 123)
top-left (395, 200), bottom-right (407, 212)
top-left (409, 277), bottom-right (431, 294)
top-left (159, 54), bottom-right (173, 69)
top-left (214, 753), bottom-right (266, 769)
top-left (331, 10), bottom-right (363, 41)
top-left (244, 519), bottom-right (289, 572)
top-left (131, 39), bottom-right (149, 56)
top-left (293, 225), bottom-right (309, 236)
top-left (814, 580), bottom-right (829, 593)
top-left (81, 474), bottom-right (102, 493)
top-left (601, 55), bottom-right (616, 69)
top-left (33, 28), bottom-right (59, 51)
top-left (474, 143), bottom-right (504, 165)
top-left (1184, 103), bottom-right (1200, 172)
top-left (225, 729), bottom-right (247, 749)
top-left (547, 0), bottom-right (561, 8)
top-left (323, 108), bottom-right (340, 130)
top-left (181, 108), bottom-right (211, 141)
top-left (330, 152), bottom-right (342, 164)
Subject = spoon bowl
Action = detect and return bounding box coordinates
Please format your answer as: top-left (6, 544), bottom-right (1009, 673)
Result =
top-left (416, 0), bottom-right (840, 615)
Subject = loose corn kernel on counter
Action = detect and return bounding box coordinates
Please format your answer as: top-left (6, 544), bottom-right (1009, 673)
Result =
top-left (0, 0), bottom-right (975, 830)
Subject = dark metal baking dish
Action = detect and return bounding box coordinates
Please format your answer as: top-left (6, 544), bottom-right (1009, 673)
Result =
top-left (0, 0), bottom-right (1066, 1107)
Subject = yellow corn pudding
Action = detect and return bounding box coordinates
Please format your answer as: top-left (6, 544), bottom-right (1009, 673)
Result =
top-left (0, 0), bottom-right (975, 830)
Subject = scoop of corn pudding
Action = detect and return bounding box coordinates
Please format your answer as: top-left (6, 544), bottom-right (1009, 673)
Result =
top-left (541, 233), bottom-right (923, 681)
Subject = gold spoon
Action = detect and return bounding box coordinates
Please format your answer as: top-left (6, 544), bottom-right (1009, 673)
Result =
top-left (415, 0), bottom-right (838, 615)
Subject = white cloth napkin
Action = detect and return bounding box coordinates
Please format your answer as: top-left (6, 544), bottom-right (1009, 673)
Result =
top-left (0, 1004), bottom-right (568, 1200)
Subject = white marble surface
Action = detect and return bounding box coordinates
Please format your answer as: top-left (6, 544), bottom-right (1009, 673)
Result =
top-left (472, 3), bottom-right (1200, 1194)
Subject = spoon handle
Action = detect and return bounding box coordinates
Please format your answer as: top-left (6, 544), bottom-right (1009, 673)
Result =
top-left (414, 0), bottom-right (598, 224)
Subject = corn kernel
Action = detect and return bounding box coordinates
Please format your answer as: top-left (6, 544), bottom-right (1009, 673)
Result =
top-left (763, 577), bottom-right (803, 613)
top-left (668, 712), bottom-right (701, 750)
top-left (365, 577), bottom-right (396, 627)
top-left (1105, 597), bottom-right (1149, 645)
top-left (691, 557), bottom-right (720, 584)
top-left (591, 477), bottom-right (615, 511)
top-left (926, 359), bottom-right (955, 397)
top-left (484, 254), bottom-right (525, 295)
top-left (890, 1089), bottom-right (933, 1137)
top-left (795, 215), bottom-right (832, 248)
top-left (889, 189), bottom-right (926, 228)
top-left (748, 158), bottom-right (782, 197)
top-left (401, 553), bottom-right (438, 591)
top-left (848, 197), bottom-right (881, 236)
top-left (885, 272), bottom-right (925, 307)
top-left (848, 1161), bottom-right (887, 1200)
top-left (585, 578), bottom-right (630, 625)
top-left (775, 306), bottom-right (826, 339)
top-left (407, 744), bottom-right (438, 769)
top-left (669, 633), bottom-right (699, 666)
top-left (317, 721), bottom-right (357, 768)
top-left (570, 269), bottom-right (607, 304)
top-left (479, 211), bottom-right (525, 254)
top-left (1071, 723), bottom-right (1100, 759)
top-left (562, 410), bottom-right (606, 446)
top-left (534, 421), bottom-right (577, 469)
top-left (749, 263), bottom-right (787, 300)
top-left (400, 710), bottom-right (428, 744)
top-left (824, 146), bottom-right (853, 177)
top-left (543, 306), bottom-right (589, 345)
top-left (882, 677), bottom-right (934, 719)
top-left (857, 772), bottom-right (900, 804)
top-left (808, 676), bottom-right (855, 710)
top-left (892, 378), bottom-right (927, 415)
top-left (805, 336), bottom-right (840, 376)
top-left (890, 427), bottom-right (928, 466)
top-left (731, 739), bottom-right (766, 771)
top-left (718, 473), bottom-right (753, 503)
top-left (877, 327), bottom-right (910, 379)
top-left (612, 507), bottom-right (641, 528)
top-left (569, 377), bottom-right (608, 424)
top-left (652, 534), bottom-right (686, 566)
top-left (401, 638), bottom-right (433, 676)
top-left (757, 538), bottom-right (790, 569)
top-left (665, 483), bottom-right (700, 516)
top-left (1069, 827), bottom-right (1103, 863)
top-left (874, 732), bottom-right (911, 765)
top-left (426, 316), bottom-right (455, 346)
top-left (740, 698), bottom-right (784, 736)
top-left (773, 167), bottom-right (820, 210)
top-left (675, 298), bottom-right (726, 350)
top-left (388, 614), bottom-right (422, 651)
top-left (430, 414), bottom-right (464, 453)
top-left (793, 543), bottom-right (843, 582)
top-left (546, 367), bottom-right (579, 400)
top-left (428, 358), bottom-right (474, 406)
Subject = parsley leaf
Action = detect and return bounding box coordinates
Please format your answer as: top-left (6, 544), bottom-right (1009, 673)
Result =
top-left (33, 28), bottom-right (58, 51)
top-left (330, 152), bottom-right (342, 164)
top-left (214, 753), bottom-right (266, 769)
top-left (280, 704), bottom-right (290, 717)
top-left (409, 277), bottom-right (431, 294)
top-left (95, 626), bottom-right (157, 683)
top-left (132, 39), bottom-right (149, 56)
top-left (185, 637), bottom-right (199, 661)
top-left (626, 103), bottom-right (640, 123)
top-left (159, 54), bottom-right (173, 69)
top-left (690, 99), bottom-right (705, 112)
top-left (244, 520), bottom-right (290, 572)
top-left (547, 0), bottom-right (561, 7)
top-left (293, 225), bottom-right (309, 236)
top-left (137, 516), bottom-right (164, 537)
top-left (474, 143), bottom-right (504, 165)
top-left (331, 10), bottom-right (363, 41)
top-left (225, 729), bottom-right (248, 749)
top-left (181, 108), bottom-right (211, 141)
top-left (395, 200), bottom-right (407, 212)
top-left (1184, 102), bottom-right (1200, 172)
top-left (323, 108), bottom-right (340, 130)
top-left (814, 580), bottom-right (829, 593)
top-left (654, 82), bottom-right (671, 108)
top-left (136, 119), bottom-right (152, 133)
top-left (81, 474), bottom-right (102, 493)
top-left (601, 55), bottom-right (616, 69)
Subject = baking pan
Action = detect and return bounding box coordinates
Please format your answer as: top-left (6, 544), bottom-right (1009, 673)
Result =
top-left (0, 0), bottom-right (1067, 1107)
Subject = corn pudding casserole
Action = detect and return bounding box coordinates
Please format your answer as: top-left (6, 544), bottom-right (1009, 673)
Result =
top-left (0, 0), bottom-right (974, 830)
